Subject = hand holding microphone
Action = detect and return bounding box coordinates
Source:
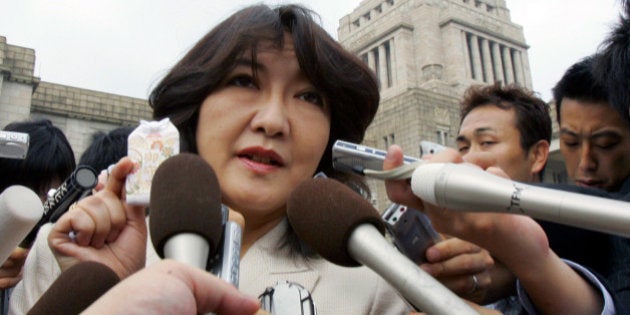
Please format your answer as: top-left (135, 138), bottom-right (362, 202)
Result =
top-left (20, 165), bottom-right (98, 249)
top-left (83, 260), bottom-right (264, 315)
top-left (48, 157), bottom-right (148, 279)
top-left (384, 147), bottom-right (610, 314)
top-left (28, 260), bottom-right (265, 315)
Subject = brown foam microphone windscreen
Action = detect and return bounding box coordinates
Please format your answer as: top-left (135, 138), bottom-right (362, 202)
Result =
top-left (27, 261), bottom-right (120, 315)
top-left (287, 177), bottom-right (385, 267)
top-left (149, 153), bottom-right (224, 258)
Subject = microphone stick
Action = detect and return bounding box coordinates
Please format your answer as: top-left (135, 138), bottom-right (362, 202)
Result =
top-left (287, 177), bottom-right (477, 315)
top-left (0, 186), bottom-right (43, 264)
top-left (0, 186), bottom-right (43, 315)
top-left (411, 163), bottom-right (630, 237)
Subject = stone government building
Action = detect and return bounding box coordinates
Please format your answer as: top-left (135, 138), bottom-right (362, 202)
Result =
top-left (338, 0), bottom-right (565, 209)
top-left (0, 0), bottom-right (566, 209)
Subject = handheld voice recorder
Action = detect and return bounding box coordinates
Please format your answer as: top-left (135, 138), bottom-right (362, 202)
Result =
top-left (0, 130), bottom-right (29, 159)
top-left (332, 140), bottom-right (419, 176)
top-left (382, 203), bottom-right (442, 264)
top-left (207, 204), bottom-right (242, 287)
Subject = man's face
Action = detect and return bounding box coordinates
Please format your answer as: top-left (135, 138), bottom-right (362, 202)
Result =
top-left (559, 98), bottom-right (630, 192)
top-left (457, 105), bottom-right (545, 183)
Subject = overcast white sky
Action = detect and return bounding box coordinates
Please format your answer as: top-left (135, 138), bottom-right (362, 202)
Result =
top-left (0, 0), bottom-right (622, 102)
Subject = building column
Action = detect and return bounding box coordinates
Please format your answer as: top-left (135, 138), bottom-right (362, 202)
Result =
top-left (462, 31), bottom-right (472, 79)
top-left (512, 50), bottom-right (524, 85)
top-left (502, 46), bottom-right (514, 84)
top-left (367, 49), bottom-right (376, 76)
top-left (491, 42), bottom-right (504, 83)
top-left (480, 38), bottom-right (494, 83)
top-left (378, 44), bottom-right (389, 88)
top-left (388, 38), bottom-right (397, 87)
top-left (469, 34), bottom-right (483, 81)
top-left (519, 50), bottom-right (533, 89)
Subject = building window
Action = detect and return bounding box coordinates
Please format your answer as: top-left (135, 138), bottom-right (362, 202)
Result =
top-left (353, 19), bottom-right (360, 27)
top-left (363, 12), bottom-right (371, 21)
top-left (436, 130), bottom-right (448, 146)
top-left (375, 4), bottom-right (382, 13)
top-left (384, 133), bottom-right (395, 147)
top-left (386, 0), bottom-right (394, 6)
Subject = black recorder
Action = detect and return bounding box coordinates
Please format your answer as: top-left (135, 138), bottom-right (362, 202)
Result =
top-left (332, 139), bottom-right (444, 263)
top-left (382, 203), bottom-right (442, 263)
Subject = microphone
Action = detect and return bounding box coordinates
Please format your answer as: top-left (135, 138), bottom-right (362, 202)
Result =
top-left (20, 165), bottom-right (98, 248)
top-left (149, 153), bottom-right (241, 286)
top-left (287, 177), bottom-right (477, 315)
top-left (27, 261), bottom-right (119, 315)
top-left (0, 185), bottom-right (43, 265)
top-left (411, 163), bottom-right (630, 237)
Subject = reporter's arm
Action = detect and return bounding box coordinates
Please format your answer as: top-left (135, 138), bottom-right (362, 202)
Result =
top-left (516, 260), bottom-right (615, 315)
top-left (384, 146), bottom-right (605, 314)
top-left (82, 260), bottom-right (264, 315)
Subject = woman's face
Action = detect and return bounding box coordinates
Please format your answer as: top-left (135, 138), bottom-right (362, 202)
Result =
top-left (196, 35), bottom-right (331, 225)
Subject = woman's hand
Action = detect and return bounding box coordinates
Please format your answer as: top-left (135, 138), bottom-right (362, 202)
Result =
top-left (48, 157), bottom-right (147, 279)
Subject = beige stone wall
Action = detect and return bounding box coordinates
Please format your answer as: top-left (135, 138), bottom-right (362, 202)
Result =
top-left (365, 88), bottom-right (461, 210)
top-left (0, 36), bottom-right (39, 131)
top-left (29, 82), bottom-right (151, 161)
top-left (0, 80), bottom-right (34, 128)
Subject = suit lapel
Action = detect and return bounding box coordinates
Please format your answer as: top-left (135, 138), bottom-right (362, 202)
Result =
top-left (240, 218), bottom-right (321, 295)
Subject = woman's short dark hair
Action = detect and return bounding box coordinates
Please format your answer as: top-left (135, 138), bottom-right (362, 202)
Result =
top-left (0, 119), bottom-right (76, 197)
top-left (149, 4), bottom-right (380, 257)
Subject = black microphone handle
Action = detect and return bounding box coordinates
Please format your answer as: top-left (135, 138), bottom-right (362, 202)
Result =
top-left (19, 165), bottom-right (97, 248)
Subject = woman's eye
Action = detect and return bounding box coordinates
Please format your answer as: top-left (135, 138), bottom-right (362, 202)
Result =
top-left (298, 91), bottom-right (325, 107)
top-left (227, 75), bottom-right (256, 88)
top-left (457, 146), bottom-right (469, 153)
top-left (480, 141), bottom-right (495, 146)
